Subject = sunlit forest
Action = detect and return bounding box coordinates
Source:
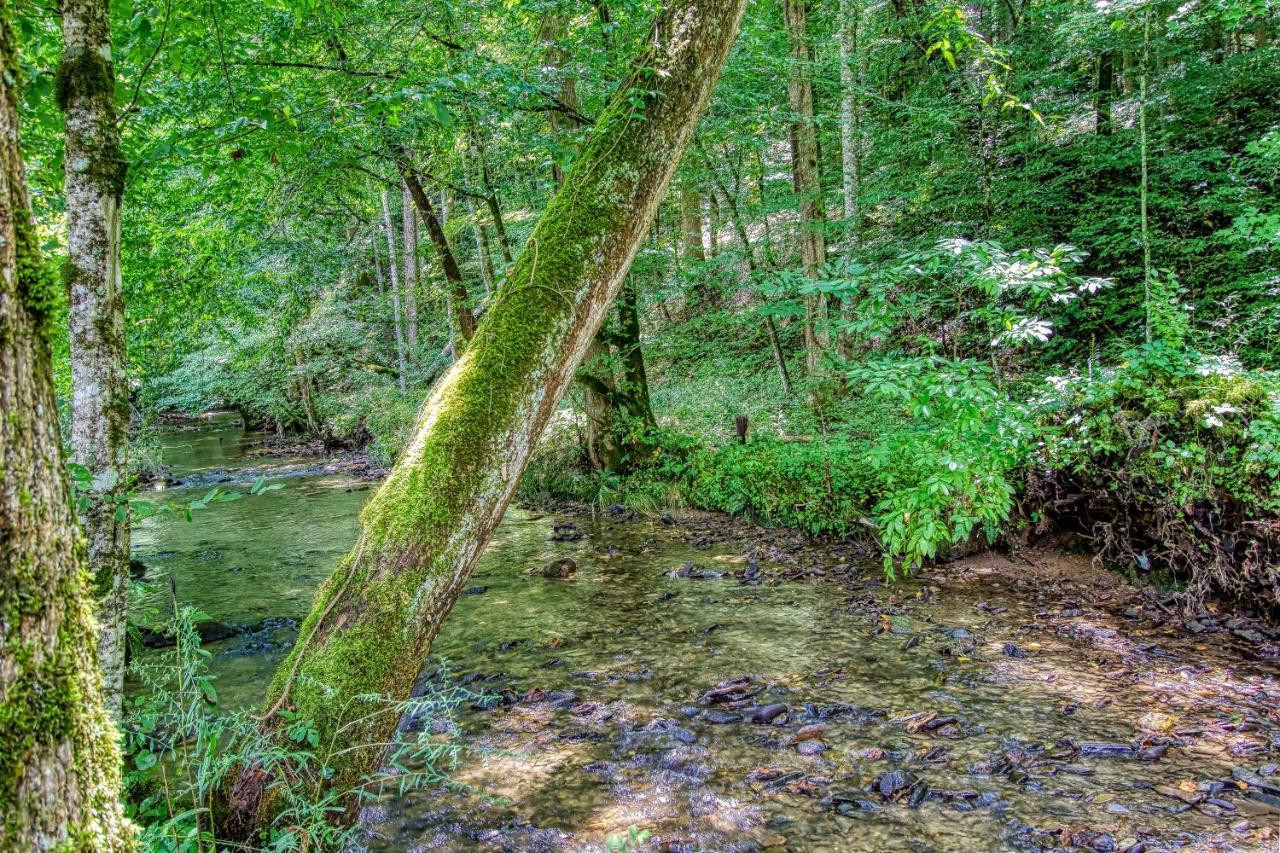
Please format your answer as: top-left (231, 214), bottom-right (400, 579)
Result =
top-left (1, 0), bottom-right (1278, 848)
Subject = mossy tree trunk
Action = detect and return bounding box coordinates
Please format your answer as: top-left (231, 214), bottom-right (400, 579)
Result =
top-left (229, 0), bottom-right (748, 829)
top-left (59, 0), bottom-right (131, 716)
top-left (0, 11), bottom-right (133, 847)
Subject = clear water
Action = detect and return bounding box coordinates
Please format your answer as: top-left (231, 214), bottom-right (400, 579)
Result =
top-left (131, 417), bottom-right (1280, 851)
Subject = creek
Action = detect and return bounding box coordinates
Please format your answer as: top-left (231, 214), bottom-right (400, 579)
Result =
top-left (129, 415), bottom-right (1280, 851)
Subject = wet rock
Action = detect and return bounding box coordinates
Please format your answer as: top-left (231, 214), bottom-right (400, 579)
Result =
top-left (703, 709), bottom-right (741, 724)
top-left (669, 562), bottom-right (724, 580)
top-left (1056, 764), bottom-right (1095, 776)
top-left (876, 769), bottom-right (926, 805)
top-left (795, 740), bottom-right (828, 756)
top-left (750, 704), bottom-right (789, 725)
top-left (550, 522), bottom-right (583, 542)
top-left (1232, 766), bottom-right (1280, 806)
top-left (533, 558), bottom-right (577, 578)
top-left (643, 719), bottom-right (698, 745)
top-left (949, 628), bottom-right (973, 640)
top-left (1066, 830), bottom-right (1115, 851)
top-left (1154, 784), bottom-right (1204, 805)
top-left (1001, 642), bottom-right (1027, 658)
top-left (786, 723), bottom-right (826, 746)
top-left (136, 619), bottom-right (240, 649)
top-left (827, 792), bottom-right (879, 814)
top-left (701, 676), bottom-right (759, 705)
top-left (1077, 742), bottom-right (1135, 757)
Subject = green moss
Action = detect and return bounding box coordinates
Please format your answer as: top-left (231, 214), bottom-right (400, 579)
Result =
top-left (55, 48), bottom-right (112, 114)
top-left (258, 50), bottom-right (664, 803)
top-left (14, 211), bottom-right (58, 338)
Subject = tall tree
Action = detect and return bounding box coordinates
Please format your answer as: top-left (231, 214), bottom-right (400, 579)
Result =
top-left (785, 0), bottom-right (828, 372)
top-left (400, 165), bottom-right (478, 342)
top-left (839, 0), bottom-right (867, 247)
top-left (401, 181), bottom-right (420, 349)
top-left (225, 0), bottom-right (749, 829)
top-left (59, 0), bottom-right (131, 714)
top-left (374, 197), bottom-right (408, 393)
top-left (0, 9), bottom-right (132, 845)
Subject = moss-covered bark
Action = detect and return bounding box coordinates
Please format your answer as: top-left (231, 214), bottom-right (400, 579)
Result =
top-left (60, 0), bottom-right (131, 715)
top-left (229, 0), bottom-right (749, 830)
top-left (0, 7), bottom-right (134, 847)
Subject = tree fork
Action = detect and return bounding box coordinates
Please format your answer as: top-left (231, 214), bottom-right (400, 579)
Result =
top-left (226, 0), bottom-right (749, 831)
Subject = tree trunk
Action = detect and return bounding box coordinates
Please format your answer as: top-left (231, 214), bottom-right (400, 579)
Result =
top-left (707, 189), bottom-right (720, 258)
top-left (228, 0), bottom-right (747, 830)
top-left (540, 17), bottom-right (629, 470)
top-left (401, 181), bottom-right (420, 348)
top-left (1095, 51), bottom-right (1114, 136)
top-left (400, 166), bottom-right (478, 342)
top-left (785, 0), bottom-right (828, 373)
top-left (463, 117), bottom-right (514, 265)
top-left (680, 185), bottom-right (705, 261)
top-left (372, 220), bottom-right (408, 394)
top-left (468, 196), bottom-right (496, 296)
top-left (60, 0), bottom-right (131, 716)
top-left (839, 0), bottom-right (865, 247)
top-left (579, 337), bottom-right (618, 470)
top-left (461, 151), bottom-right (497, 294)
top-left (295, 349), bottom-right (320, 436)
top-left (0, 14), bottom-right (133, 844)
top-left (616, 278), bottom-right (656, 428)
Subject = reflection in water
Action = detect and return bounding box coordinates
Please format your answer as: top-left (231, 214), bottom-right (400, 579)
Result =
top-left (131, 417), bottom-right (1279, 851)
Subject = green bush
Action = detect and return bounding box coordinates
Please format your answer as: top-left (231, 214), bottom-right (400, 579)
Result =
top-left (1036, 343), bottom-right (1280, 609)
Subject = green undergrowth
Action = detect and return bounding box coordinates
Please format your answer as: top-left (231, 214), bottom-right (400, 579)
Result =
top-left (1034, 343), bottom-right (1280, 611)
top-left (123, 605), bottom-right (474, 850)
top-left (524, 345), bottom-right (1280, 609)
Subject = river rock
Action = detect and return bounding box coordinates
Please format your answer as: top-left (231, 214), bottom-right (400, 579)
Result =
top-left (750, 704), bottom-right (789, 725)
top-left (136, 619), bottom-right (240, 649)
top-left (704, 709), bottom-right (741, 724)
top-left (669, 562), bottom-right (724, 580)
top-left (550, 522), bottom-right (583, 541)
top-left (533, 558), bottom-right (577, 578)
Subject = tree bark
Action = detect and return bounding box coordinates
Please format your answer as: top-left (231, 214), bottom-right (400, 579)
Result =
top-left (400, 166), bottom-right (478, 342)
top-left (786, 0), bottom-right (828, 374)
top-left (229, 0), bottom-right (748, 829)
top-left (1, 13), bottom-right (133, 845)
top-left (401, 181), bottom-right (420, 348)
top-left (680, 185), bottom-right (705, 261)
top-left (60, 0), bottom-right (131, 717)
top-left (839, 0), bottom-right (866, 247)
top-left (372, 220), bottom-right (407, 394)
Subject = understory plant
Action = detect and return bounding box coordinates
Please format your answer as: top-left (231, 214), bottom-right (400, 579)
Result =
top-left (123, 605), bottom-right (472, 851)
top-left (1034, 342), bottom-right (1280, 610)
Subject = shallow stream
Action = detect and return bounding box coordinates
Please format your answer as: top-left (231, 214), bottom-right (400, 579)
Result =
top-left (130, 416), bottom-right (1280, 851)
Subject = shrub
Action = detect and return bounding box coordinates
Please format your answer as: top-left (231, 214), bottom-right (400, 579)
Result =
top-left (1035, 343), bottom-right (1280, 610)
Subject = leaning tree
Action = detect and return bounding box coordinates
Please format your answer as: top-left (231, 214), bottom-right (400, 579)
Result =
top-left (225, 0), bottom-right (750, 831)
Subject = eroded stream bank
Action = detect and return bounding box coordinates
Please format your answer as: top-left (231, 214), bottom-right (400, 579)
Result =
top-left (129, 417), bottom-right (1280, 851)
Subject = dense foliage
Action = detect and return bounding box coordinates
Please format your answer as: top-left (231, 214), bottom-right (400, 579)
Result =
top-left (8, 0), bottom-right (1279, 843)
